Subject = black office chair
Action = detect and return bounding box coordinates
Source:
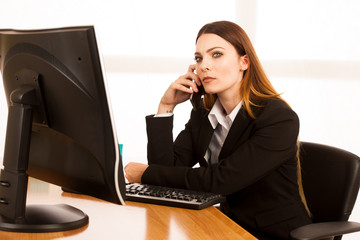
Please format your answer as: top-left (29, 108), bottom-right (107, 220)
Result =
top-left (290, 142), bottom-right (360, 240)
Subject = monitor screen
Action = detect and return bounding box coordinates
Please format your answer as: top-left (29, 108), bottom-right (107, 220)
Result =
top-left (0, 26), bottom-right (126, 232)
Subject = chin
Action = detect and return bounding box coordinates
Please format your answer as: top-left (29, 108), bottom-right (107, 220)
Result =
top-left (204, 88), bottom-right (217, 95)
top-left (203, 86), bottom-right (215, 94)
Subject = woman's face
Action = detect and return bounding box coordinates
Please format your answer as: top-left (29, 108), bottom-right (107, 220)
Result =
top-left (194, 33), bottom-right (247, 98)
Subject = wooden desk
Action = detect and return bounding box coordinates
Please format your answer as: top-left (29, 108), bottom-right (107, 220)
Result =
top-left (0, 178), bottom-right (257, 240)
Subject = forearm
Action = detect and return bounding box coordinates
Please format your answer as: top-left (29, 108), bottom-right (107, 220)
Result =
top-left (157, 102), bottom-right (175, 114)
top-left (146, 113), bottom-right (197, 167)
top-left (146, 115), bottom-right (175, 165)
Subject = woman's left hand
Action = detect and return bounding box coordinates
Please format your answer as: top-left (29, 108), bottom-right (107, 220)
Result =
top-left (124, 162), bottom-right (149, 183)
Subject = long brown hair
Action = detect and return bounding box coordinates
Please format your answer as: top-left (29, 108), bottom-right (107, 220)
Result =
top-left (196, 21), bottom-right (311, 216)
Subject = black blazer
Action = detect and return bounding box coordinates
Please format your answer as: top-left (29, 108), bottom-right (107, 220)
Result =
top-left (142, 98), bottom-right (311, 240)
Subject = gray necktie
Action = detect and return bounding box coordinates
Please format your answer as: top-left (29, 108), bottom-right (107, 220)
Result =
top-left (208, 124), bottom-right (223, 164)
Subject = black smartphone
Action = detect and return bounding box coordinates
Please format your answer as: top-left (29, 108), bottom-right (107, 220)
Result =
top-left (190, 85), bottom-right (205, 110)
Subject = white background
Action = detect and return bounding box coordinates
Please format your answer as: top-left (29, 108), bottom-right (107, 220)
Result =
top-left (1, 0), bottom-right (360, 238)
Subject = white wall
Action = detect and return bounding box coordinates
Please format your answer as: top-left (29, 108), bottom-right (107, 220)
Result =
top-left (1, 1), bottom-right (360, 238)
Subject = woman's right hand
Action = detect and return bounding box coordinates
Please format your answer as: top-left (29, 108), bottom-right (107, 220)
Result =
top-left (157, 64), bottom-right (201, 114)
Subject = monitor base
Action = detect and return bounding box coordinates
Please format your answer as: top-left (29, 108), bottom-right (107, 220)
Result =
top-left (0, 204), bottom-right (89, 232)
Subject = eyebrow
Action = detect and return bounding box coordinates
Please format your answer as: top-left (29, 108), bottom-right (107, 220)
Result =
top-left (194, 46), bottom-right (225, 55)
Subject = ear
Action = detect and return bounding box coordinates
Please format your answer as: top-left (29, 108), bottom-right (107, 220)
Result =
top-left (239, 55), bottom-right (249, 71)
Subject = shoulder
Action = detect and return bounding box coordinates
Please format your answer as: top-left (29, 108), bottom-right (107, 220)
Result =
top-left (253, 98), bottom-right (299, 123)
top-left (261, 98), bottom-right (292, 111)
top-left (251, 98), bottom-right (300, 147)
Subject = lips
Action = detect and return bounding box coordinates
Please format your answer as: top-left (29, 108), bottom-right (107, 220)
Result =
top-left (202, 76), bottom-right (216, 83)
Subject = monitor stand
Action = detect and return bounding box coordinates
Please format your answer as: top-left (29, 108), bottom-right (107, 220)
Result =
top-left (0, 83), bottom-right (89, 232)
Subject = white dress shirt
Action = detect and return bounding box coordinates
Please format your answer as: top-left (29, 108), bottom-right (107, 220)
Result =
top-left (205, 99), bottom-right (242, 164)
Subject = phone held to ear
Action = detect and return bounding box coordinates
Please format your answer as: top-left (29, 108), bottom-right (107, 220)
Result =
top-left (190, 85), bottom-right (205, 110)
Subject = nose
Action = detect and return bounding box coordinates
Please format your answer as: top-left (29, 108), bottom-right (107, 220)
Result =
top-left (199, 57), bottom-right (211, 72)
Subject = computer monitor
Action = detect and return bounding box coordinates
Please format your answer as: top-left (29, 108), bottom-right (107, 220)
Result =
top-left (0, 26), bottom-right (126, 232)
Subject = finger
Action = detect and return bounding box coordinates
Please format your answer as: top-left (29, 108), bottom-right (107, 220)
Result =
top-left (186, 65), bottom-right (201, 86)
top-left (173, 83), bottom-right (194, 94)
top-left (125, 173), bottom-right (131, 182)
top-left (187, 72), bottom-right (201, 87)
top-left (182, 72), bottom-right (200, 90)
top-left (170, 83), bottom-right (192, 95)
top-left (188, 64), bottom-right (196, 73)
top-left (174, 78), bottom-right (198, 93)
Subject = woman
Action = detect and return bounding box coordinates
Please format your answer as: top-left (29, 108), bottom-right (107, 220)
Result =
top-left (124, 21), bottom-right (312, 239)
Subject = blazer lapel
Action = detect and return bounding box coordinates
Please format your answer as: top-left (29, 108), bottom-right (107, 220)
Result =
top-left (219, 107), bottom-right (253, 160)
top-left (198, 113), bottom-right (214, 166)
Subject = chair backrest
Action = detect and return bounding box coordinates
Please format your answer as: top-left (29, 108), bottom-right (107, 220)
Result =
top-left (300, 142), bottom-right (360, 225)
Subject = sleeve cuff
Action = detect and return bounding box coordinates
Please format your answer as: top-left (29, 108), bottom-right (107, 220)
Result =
top-left (154, 112), bottom-right (174, 118)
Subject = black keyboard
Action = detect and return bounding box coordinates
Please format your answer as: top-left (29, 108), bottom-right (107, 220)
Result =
top-left (125, 183), bottom-right (226, 210)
